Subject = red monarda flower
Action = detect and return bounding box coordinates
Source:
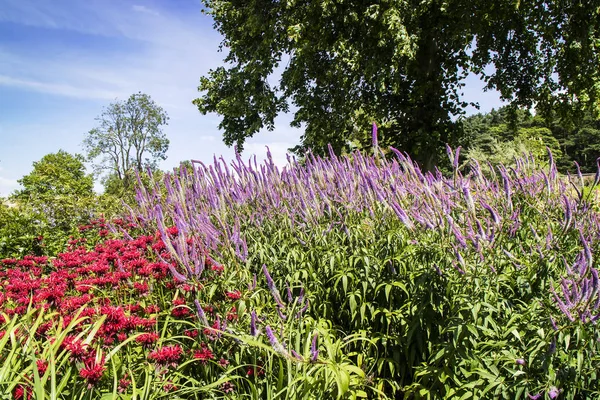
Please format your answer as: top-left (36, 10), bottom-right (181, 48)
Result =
top-left (144, 304), bottom-right (160, 314)
top-left (218, 357), bottom-right (229, 367)
top-left (210, 264), bottom-right (224, 274)
top-left (171, 298), bottom-right (190, 317)
top-left (118, 376), bottom-right (131, 393)
top-left (61, 336), bottom-right (88, 361)
top-left (193, 347), bottom-right (215, 364)
top-left (136, 332), bottom-right (159, 347)
top-left (79, 358), bottom-right (106, 387)
top-left (148, 345), bottom-right (183, 366)
top-left (36, 359), bottom-right (48, 375)
top-left (13, 384), bottom-right (32, 400)
top-left (225, 290), bottom-right (241, 300)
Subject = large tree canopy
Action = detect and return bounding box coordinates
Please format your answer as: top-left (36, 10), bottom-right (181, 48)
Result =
top-left (195, 0), bottom-right (600, 168)
top-left (10, 150), bottom-right (95, 247)
top-left (84, 92), bottom-right (169, 189)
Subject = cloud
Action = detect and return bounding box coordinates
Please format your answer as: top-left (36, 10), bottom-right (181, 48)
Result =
top-left (0, 74), bottom-right (123, 100)
top-left (132, 5), bottom-right (160, 16)
top-left (0, 0), bottom-right (223, 102)
top-left (0, 0), bottom-right (304, 185)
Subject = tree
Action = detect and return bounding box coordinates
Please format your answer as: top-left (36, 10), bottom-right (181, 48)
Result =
top-left (195, 0), bottom-right (600, 169)
top-left (84, 92), bottom-right (170, 190)
top-left (7, 151), bottom-right (96, 255)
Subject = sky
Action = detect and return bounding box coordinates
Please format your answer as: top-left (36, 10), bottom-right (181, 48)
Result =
top-left (0, 0), bottom-right (504, 196)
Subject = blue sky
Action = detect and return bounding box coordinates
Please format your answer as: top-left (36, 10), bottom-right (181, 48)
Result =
top-left (0, 0), bottom-right (504, 196)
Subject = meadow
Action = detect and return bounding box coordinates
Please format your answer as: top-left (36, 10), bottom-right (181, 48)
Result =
top-left (1, 142), bottom-right (600, 399)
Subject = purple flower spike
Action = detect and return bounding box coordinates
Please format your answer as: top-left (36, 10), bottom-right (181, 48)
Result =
top-left (453, 146), bottom-right (461, 170)
top-left (445, 144), bottom-right (454, 167)
top-left (249, 274), bottom-right (257, 291)
top-left (562, 195), bottom-right (572, 232)
top-left (194, 299), bottom-right (209, 327)
top-left (310, 333), bottom-right (319, 362)
top-left (372, 122), bottom-right (378, 149)
top-left (265, 325), bottom-right (288, 357)
top-left (291, 350), bottom-right (304, 361)
top-left (262, 264), bottom-right (285, 307)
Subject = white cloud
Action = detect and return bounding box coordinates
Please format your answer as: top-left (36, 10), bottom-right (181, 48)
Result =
top-left (0, 0), bottom-right (223, 102)
top-left (132, 5), bottom-right (160, 16)
top-left (0, 74), bottom-right (123, 100)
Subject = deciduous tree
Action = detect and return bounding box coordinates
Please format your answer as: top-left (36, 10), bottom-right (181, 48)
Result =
top-left (85, 92), bottom-right (169, 189)
top-left (195, 0), bottom-right (600, 169)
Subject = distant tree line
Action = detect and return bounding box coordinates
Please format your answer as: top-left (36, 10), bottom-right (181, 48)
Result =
top-left (460, 105), bottom-right (600, 173)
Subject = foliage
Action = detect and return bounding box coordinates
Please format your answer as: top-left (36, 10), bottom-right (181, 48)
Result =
top-left (6, 142), bottom-right (600, 397)
top-left (0, 199), bottom-right (45, 258)
top-left (0, 219), bottom-right (372, 399)
top-left (12, 150), bottom-right (95, 230)
top-left (461, 106), bottom-right (600, 173)
top-left (130, 144), bottom-right (600, 398)
top-left (195, 0), bottom-right (600, 169)
top-left (84, 92), bottom-right (170, 190)
top-left (0, 151), bottom-right (97, 258)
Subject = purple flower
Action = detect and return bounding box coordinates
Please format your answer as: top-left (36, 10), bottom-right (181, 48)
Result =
top-left (527, 393), bottom-right (542, 400)
top-left (480, 201), bottom-right (500, 226)
top-left (194, 299), bottom-right (209, 327)
top-left (515, 358), bottom-right (526, 366)
top-left (291, 350), bottom-right (304, 361)
top-left (372, 122), bottom-right (378, 149)
top-left (265, 326), bottom-right (288, 357)
top-left (548, 386), bottom-right (559, 399)
top-left (453, 146), bottom-right (461, 170)
top-left (262, 264), bottom-right (285, 307)
top-left (310, 333), bottom-right (319, 362)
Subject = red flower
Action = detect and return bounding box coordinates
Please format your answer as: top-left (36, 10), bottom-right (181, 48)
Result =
top-left (133, 282), bottom-right (149, 294)
top-left (148, 345), bottom-right (183, 366)
top-left (118, 376), bottom-right (131, 393)
top-left (221, 381), bottom-right (235, 394)
top-left (211, 264), bottom-right (224, 274)
top-left (61, 336), bottom-right (88, 361)
top-left (227, 306), bottom-right (238, 321)
top-left (36, 359), bottom-right (48, 375)
top-left (225, 290), bottom-right (241, 300)
top-left (145, 304), bottom-right (160, 314)
top-left (13, 385), bottom-right (32, 400)
top-left (171, 298), bottom-right (190, 317)
top-left (184, 329), bottom-right (199, 338)
top-left (193, 347), bottom-right (215, 364)
top-left (136, 332), bottom-right (159, 347)
top-left (80, 358), bottom-right (106, 387)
